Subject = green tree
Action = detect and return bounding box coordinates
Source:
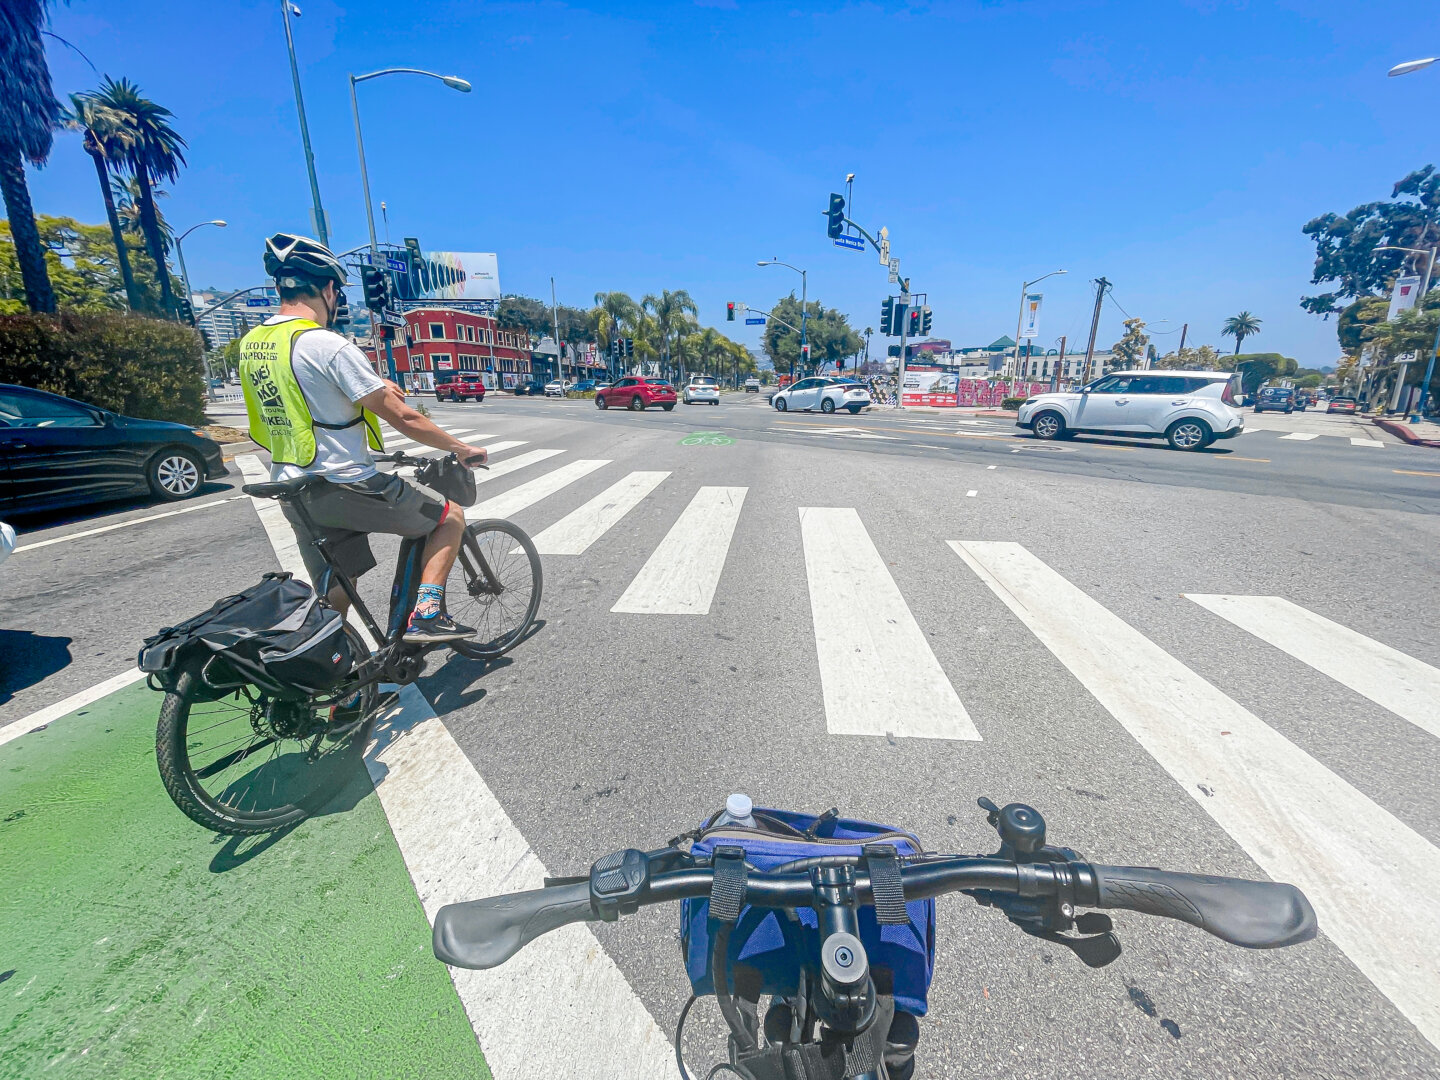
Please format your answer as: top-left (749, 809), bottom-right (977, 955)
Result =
top-left (0, 0), bottom-right (61, 312)
top-left (1156, 343), bottom-right (1222, 370)
top-left (0, 214), bottom-right (174, 313)
top-left (1302, 166), bottom-right (1440, 317)
top-left (64, 92), bottom-right (141, 311)
top-left (1231, 352), bottom-right (1297, 396)
top-left (93, 76), bottom-right (187, 317)
top-left (762, 293), bottom-right (862, 375)
top-left (1222, 311), bottom-right (1262, 355)
top-left (1109, 318), bottom-right (1149, 370)
top-left (591, 290), bottom-right (639, 349)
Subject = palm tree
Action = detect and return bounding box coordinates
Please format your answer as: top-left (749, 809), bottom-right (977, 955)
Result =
top-left (93, 76), bottom-right (187, 316)
top-left (65, 92), bottom-right (140, 311)
top-left (0, 0), bottom-right (60, 312)
top-left (1221, 311), bottom-right (1262, 355)
top-left (592, 290), bottom-right (638, 347)
top-left (643, 289), bottom-right (699, 381)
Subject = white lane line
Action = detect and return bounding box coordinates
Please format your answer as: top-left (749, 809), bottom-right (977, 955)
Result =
top-left (951, 540), bottom-right (1440, 1052)
top-left (986, 465), bottom-right (997, 470)
top-left (474, 449), bottom-right (563, 483)
top-left (383, 428), bottom-right (487, 450)
top-left (1351, 437), bottom-right (1385, 447)
top-left (802, 509), bottom-right (978, 741)
top-left (529, 471), bottom-right (670, 555)
top-left (0, 667), bottom-right (147, 750)
top-left (13, 496), bottom-right (246, 553)
top-left (1279, 432), bottom-right (1320, 441)
top-left (965, 490), bottom-right (978, 497)
top-left (1187, 594), bottom-right (1440, 741)
top-left (239, 458), bottom-right (678, 1079)
top-left (471, 460), bottom-right (610, 519)
top-left (612, 487), bottom-right (747, 615)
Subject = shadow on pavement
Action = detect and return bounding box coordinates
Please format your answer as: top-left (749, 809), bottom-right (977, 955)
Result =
top-left (0, 630), bottom-right (74, 705)
top-left (4, 481), bottom-right (237, 533)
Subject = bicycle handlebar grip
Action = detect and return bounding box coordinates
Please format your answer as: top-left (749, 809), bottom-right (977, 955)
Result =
top-left (1090, 865), bottom-right (1317, 949)
top-left (433, 882), bottom-right (597, 969)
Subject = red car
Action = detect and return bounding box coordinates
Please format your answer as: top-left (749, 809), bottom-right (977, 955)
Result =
top-left (595, 376), bottom-right (677, 411)
top-left (434, 376), bottom-right (487, 402)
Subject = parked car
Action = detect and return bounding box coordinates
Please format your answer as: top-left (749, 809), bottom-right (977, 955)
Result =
top-left (434, 376), bottom-right (487, 402)
top-left (0, 383), bottom-right (228, 514)
top-left (1016, 370), bottom-right (1244, 451)
top-left (595, 376), bottom-right (677, 411)
top-left (573, 379), bottom-right (599, 393)
top-left (544, 380), bottom-right (573, 398)
top-left (744, 377), bottom-right (761, 393)
top-left (1327, 396), bottom-right (1359, 414)
top-left (683, 376), bottom-right (721, 405)
top-left (1253, 386), bottom-right (1295, 414)
top-left (512, 379), bottom-right (548, 396)
top-left (771, 377), bottom-right (872, 415)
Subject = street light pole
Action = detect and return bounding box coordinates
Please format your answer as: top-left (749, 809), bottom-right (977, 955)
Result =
top-left (1011, 269), bottom-right (1066, 393)
top-left (350, 67), bottom-right (471, 384)
top-left (173, 219), bottom-right (227, 319)
top-left (757, 259), bottom-right (809, 378)
top-left (280, 0), bottom-right (328, 247)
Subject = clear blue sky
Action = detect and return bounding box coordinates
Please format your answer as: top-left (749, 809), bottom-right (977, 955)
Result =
top-left (30, 0), bottom-right (1440, 364)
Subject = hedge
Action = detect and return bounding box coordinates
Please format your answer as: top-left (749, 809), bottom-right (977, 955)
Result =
top-left (0, 311), bottom-right (207, 425)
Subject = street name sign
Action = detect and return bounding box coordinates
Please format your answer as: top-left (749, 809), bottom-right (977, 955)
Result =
top-left (833, 235), bottom-right (865, 251)
top-left (745, 316), bottom-right (766, 325)
top-left (245, 297), bottom-right (271, 307)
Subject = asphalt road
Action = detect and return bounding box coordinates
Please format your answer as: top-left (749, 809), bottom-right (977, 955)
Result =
top-left (3, 391), bottom-right (1439, 1078)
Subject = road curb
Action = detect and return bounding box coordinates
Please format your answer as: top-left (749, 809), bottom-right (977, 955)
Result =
top-left (1373, 417), bottom-right (1440, 448)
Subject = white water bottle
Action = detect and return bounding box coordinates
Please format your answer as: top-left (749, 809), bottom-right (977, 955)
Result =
top-left (716, 792), bottom-right (756, 828)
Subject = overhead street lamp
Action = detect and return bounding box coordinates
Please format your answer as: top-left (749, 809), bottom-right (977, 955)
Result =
top-left (1389, 58), bottom-right (1437, 77)
top-left (350, 67), bottom-right (471, 381)
top-left (1012, 269), bottom-right (1065, 390)
top-left (173, 219), bottom-right (227, 318)
top-left (757, 259), bottom-right (808, 379)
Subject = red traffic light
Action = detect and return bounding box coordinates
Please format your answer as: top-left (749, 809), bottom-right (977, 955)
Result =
top-left (727, 302), bottom-right (735, 321)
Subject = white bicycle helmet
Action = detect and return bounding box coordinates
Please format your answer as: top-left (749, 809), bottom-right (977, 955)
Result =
top-left (263, 233), bottom-right (348, 289)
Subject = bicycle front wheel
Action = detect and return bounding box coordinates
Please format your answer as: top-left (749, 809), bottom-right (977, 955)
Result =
top-left (155, 628), bottom-right (377, 835)
top-left (448, 518), bottom-right (543, 660)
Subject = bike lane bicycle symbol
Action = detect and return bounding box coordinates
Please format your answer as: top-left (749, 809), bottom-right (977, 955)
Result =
top-left (680, 431), bottom-right (734, 446)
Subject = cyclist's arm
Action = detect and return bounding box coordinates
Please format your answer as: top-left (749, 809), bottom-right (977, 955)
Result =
top-left (359, 384), bottom-right (487, 463)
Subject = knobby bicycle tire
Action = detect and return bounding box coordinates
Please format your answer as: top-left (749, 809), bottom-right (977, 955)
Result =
top-left (448, 519), bottom-right (543, 661)
top-left (155, 626), bottom-right (377, 835)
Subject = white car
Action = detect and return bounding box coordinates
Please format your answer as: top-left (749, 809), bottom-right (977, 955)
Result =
top-left (744, 377), bottom-right (760, 393)
top-left (772, 377), bottom-right (872, 415)
top-left (1017, 370), bottom-right (1244, 450)
top-left (683, 376), bottom-right (720, 405)
top-left (544, 380), bottom-right (572, 398)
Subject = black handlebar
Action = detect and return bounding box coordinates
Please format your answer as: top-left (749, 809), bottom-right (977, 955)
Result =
top-left (380, 450), bottom-right (489, 470)
top-left (432, 855), bottom-right (1316, 971)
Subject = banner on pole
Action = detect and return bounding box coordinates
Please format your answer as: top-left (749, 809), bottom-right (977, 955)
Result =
top-left (1388, 275), bottom-right (1422, 321)
top-left (1020, 293), bottom-right (1043, 339)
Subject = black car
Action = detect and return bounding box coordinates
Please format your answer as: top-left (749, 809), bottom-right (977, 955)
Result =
top-left (0, 383), bottom-right (228, 515)
top-left (511, 379), bottom-right (548, 396)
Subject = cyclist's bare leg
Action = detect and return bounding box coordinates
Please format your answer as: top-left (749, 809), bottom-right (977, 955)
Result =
top-left (415, 502), bottom-right (466, 611)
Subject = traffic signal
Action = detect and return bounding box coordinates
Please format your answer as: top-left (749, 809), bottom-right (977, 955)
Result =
top-left (624, 338), bottom-right (633, 358)
top-left (893, 302), bottom-right (908, 335)
top-left (176, 296), bottom-right (194, 324)
top-left (333, 291), bottom-right (351, 331)
top-left (826, 193), bottom-right (845, 239)
top-left (360, 265), bottom-right (390, 312)
top-left (880, 297), bottom-right (894, 336)
top-left (907, 308), bottom-right (921, 336)
top-left (920, 306), bottom-right (932, 335)
top-left (727, 302), bottom-right (735, 322)
top-left (887, 344), bottom-right (901, 357)
top-left (801, 343), bottom-right (811, 365)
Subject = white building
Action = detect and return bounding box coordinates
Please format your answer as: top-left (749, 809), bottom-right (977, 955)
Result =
top-left (194, 288), bottom-right (279, 349)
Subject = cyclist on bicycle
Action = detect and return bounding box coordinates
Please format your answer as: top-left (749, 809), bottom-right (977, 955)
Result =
top-left (238, 233), bottom-right (489, 644)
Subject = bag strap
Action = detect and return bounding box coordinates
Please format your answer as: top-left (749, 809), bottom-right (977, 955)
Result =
top-left (709, 845), bottom-right (748, 924)
top-left (864, 844), bottom-right (909, 925)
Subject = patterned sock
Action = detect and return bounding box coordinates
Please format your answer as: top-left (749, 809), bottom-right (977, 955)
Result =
top-left (412, 583), bottom-right (444, 620)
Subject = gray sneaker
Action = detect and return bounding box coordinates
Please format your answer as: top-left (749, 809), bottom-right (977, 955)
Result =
top-left (403, 611), bottom-right (477, 644)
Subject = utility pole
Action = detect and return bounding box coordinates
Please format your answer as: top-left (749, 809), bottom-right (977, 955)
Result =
top-left (281, 0), bottom-right (328, 247)
top-left (551, 276), bottom-right (562, 381)
top-left (1082, 277), bottom-right (1110, 385)
top-left (1176, 322), bottom-right (1188, 363)
top-left (1052, 334), bottom-right (1066, 391)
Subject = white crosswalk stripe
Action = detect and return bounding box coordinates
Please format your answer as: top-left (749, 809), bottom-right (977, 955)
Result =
top-left (1187, 594), bottom-right (1440, 741)
top-left (1351, 437), bottom-right (1385, 447)
top-left (1279, 432), bottom-right (1320, 441)
top-left (950, 540), bottom-right (1440, 1053)
top-left (803, 508), bottom-right (978, 741)
top-left (612, 487), bottom-right (747, 615)
top-left (475, 448), bottom-right (564, 482)
top-left (529, 471), bottom-right (671, 555)
top-left (472, 460), bottom-right (610, 519)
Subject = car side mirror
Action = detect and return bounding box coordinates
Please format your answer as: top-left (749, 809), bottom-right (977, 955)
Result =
top-left (1080, 387), bottom-right (1091, 394)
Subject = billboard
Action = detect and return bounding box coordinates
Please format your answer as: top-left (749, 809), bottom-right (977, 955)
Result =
top-left (415, 252), bottom-right (501, 302)
top-left (1020, 293), bottom-right (1043, 338)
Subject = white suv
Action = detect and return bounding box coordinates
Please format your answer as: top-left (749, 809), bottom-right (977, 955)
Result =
top-left (1016, 370), bottom-right (1244, 450)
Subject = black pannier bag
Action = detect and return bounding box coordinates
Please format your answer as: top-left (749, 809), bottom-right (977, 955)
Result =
top-left (414, 454), bottom-right (477, 507)
top-left (138, 572), bottom-right (354, 697)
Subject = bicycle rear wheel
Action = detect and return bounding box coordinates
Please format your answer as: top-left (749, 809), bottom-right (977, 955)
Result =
top-left (447, 519), bottom-right (543, 660)
top-left (155, 627), bottom-right (377, 835)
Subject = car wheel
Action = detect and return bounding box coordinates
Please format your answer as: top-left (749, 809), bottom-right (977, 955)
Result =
top-left (1166, 418), bottom-right (1211, 451)
top-left (435, 391), bottom-right (443, 401)
top-left (775, 397), bottom-right (788, 412)
top-left (596, 394), bottom-right (608, 410)
top-left (662, 404), bottom-right (674, 411)
top-left (847, 404), bottom-right (862, 414)
top-left (711, 400), bottom-right (719, 405)
top-left (149, 447), bottom-right (204, 501)
top-left (1032, 410), bottom-right (1066, 440)
top-left (630, 395), bottom-right (645, 411)
top-left (821, 398), bottom-right (836, 414)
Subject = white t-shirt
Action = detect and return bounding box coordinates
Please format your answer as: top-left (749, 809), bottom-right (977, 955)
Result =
top-left (264, 315), bottom-right (385, 483)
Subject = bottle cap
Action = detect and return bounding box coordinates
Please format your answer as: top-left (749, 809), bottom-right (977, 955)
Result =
top-left (726, 793), bottom-right (753, 819)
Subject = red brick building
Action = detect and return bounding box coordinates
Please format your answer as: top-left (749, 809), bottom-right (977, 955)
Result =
top-left (361, 307), bottom-right (535, 392)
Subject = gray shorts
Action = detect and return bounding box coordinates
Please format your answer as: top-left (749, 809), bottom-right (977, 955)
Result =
top-left (282, 471), bottom-right (447, 585)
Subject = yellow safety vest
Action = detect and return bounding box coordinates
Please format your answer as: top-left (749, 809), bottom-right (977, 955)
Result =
top-left (238, 319), bottom-right (383, 467)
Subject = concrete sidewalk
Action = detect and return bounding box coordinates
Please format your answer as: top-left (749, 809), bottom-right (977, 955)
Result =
top-left (1373, 415), bottom-right (1440, 448)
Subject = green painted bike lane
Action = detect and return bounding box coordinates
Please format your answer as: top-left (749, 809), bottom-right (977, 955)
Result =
top-left (0, 680), bottom-right (490, 1079)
